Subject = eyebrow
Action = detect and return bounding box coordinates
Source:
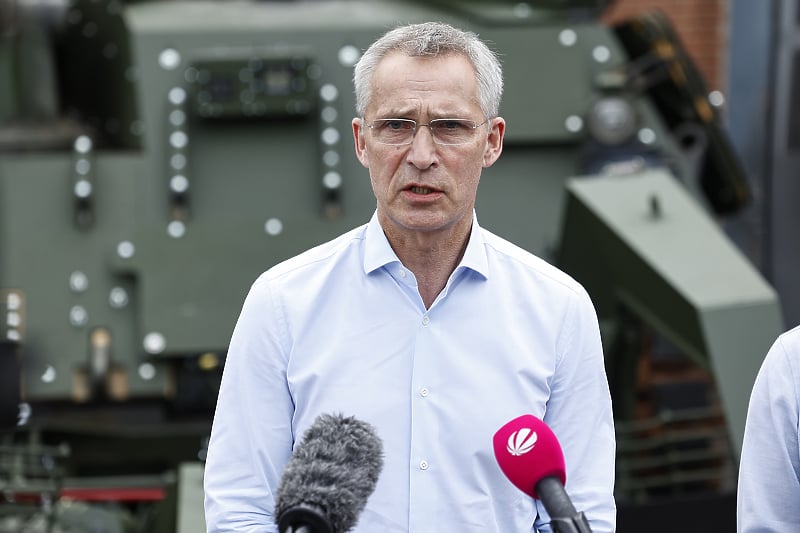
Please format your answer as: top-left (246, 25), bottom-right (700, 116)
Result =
top-left (373, 107), bottom-right (416, 118)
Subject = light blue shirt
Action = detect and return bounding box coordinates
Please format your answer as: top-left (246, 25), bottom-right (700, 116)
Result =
top-left (738, 324), bottom-right (800, 532)
top-left (204, 212), bottom-right (616, 533)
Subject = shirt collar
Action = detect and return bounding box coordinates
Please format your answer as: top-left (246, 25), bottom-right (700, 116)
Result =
top-left (363, 211), bottom-right (489, 280)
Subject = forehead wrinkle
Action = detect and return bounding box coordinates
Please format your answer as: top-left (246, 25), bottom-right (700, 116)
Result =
top-left (379, 99), bottom-right (478, 120)
top-left (369, 54), bottom-right (481, 118)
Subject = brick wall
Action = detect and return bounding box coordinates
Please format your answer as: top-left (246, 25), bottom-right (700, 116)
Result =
top-left (602, 0), bottom-right (726, 91)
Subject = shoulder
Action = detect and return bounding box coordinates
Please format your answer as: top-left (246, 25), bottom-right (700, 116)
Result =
top-left (255, 224), bottom-right (367, 287)
top-left (480, 226), bottom-right (588, 298)
top-left (777, 324), bottom-right (800, 352)
top-left (754, 325), bottom-right (800, 398)
top-left (767, 324), bottom-right (800, 370)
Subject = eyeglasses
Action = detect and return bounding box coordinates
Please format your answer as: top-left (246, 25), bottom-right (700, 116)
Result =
top-left (364, 118), bottom-right (489, 146)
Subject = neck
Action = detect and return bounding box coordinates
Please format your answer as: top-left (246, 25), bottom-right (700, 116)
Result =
top-left (381, 216), bottom-right (472, 309)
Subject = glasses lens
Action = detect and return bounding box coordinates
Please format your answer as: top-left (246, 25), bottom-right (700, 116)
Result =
top-left (429, 119), bottom-right (476, 145)
top-left (368, 118), bottom-right (484, 145)
top-left (371, 119), bottom-right (415, 145)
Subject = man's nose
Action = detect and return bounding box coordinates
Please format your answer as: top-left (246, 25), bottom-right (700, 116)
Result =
top-left (412, 124), bottom-right (436, 145)
top-left (407, 125), bottom-right (438, 167)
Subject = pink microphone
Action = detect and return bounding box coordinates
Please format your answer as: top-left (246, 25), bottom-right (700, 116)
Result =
top-left (493, 413), bottom-right (566, 499)
top-left (493, 414), bottom-right (592, 533)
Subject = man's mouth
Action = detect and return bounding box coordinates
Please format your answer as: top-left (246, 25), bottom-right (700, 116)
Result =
top-left (409, 186), bottom-right (433, 194)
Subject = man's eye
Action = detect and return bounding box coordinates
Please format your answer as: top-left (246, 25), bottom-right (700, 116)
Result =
top-left (435, 120), bottom-right (467, 130)
top-left (375, 120), bottom-right (410, 130)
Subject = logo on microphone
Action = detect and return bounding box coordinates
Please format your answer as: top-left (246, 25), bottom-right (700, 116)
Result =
top-left (506, 428), bottom-right (537, 456)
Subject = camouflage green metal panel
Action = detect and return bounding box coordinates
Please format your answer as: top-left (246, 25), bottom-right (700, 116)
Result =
top-left (488, 23), bottom-right (628, 143)
top-left (0, 153), bottom-right (170, 400)
top-left (558, 169), bottom-right (784, 456)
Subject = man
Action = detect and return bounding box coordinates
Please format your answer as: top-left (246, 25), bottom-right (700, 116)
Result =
top-left (204, 21), bottom-right (616, 532)
top-left (738, 325), bottom-right (800, 532)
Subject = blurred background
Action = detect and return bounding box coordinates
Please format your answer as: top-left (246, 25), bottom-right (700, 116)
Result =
top-left (0, 0), bottom-right (796, 531)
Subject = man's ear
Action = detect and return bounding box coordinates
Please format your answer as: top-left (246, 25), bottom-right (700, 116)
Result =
top-left (483, 117), bottom-right (506, 168)
top-left (352, 118), bottom-right (369, 168)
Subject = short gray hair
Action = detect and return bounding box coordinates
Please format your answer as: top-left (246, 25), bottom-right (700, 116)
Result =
top-left (353, 22), bottom-right (504, 119)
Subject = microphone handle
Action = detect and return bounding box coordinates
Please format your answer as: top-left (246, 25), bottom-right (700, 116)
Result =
top-left (536, 476), bottom-right (593, 533)
top-left (550, 513), bottom-right (593, 533)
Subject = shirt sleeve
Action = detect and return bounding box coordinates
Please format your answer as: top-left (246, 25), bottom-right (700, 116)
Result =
top-left (538, 284), bottom-right (617, 533)
top-left (737, 333), bottom-right (800, 533)
top-left (204, 275), bottom-right (294, 532)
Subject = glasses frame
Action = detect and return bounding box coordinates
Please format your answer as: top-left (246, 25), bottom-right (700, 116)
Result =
top-left (363, 117), bottom-right (490, 146)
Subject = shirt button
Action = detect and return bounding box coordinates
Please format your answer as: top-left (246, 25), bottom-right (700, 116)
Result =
top-left (421, 315), bottom-right (430, 326)
top-left (420, 387), bottom-right (429, 397)
top-left (419, 460), bottom-right (429, 470)
top-left (398, 268), bottom-right (406, 278)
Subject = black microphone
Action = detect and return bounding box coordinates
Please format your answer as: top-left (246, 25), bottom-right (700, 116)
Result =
top-left (493, 414), bottom-right (593, 533)
top-left (274, 413), bottom-right (384, 533)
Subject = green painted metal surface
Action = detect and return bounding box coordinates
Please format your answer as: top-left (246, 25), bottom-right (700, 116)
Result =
top-left (558, 169), bottom-right (784, 457)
